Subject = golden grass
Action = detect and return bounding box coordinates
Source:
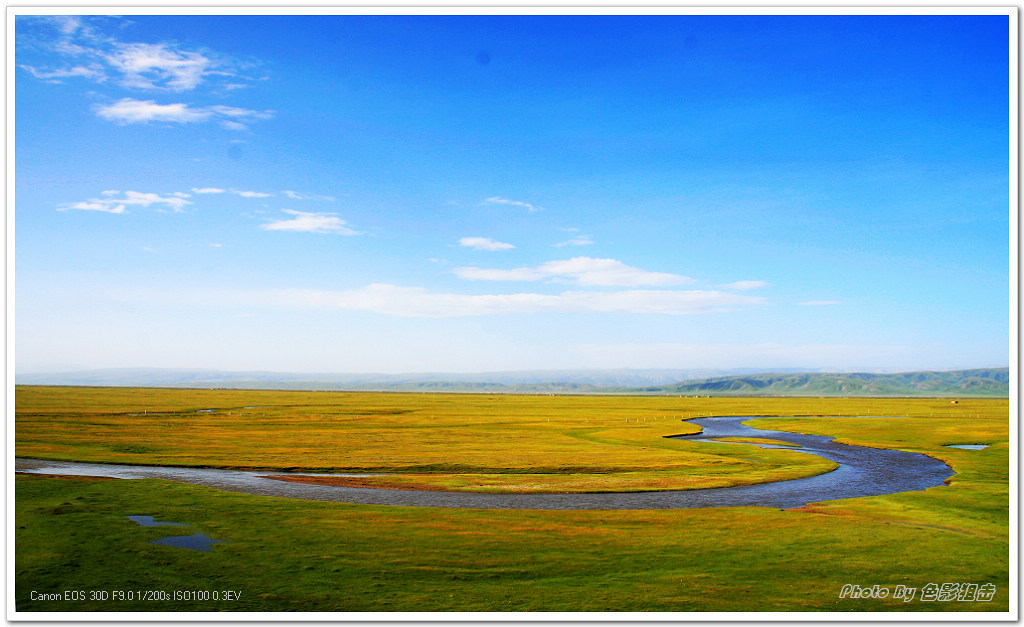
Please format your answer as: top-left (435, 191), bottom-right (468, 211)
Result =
top-left (13, 388), bottom-right (1010, 612)
top-left (15, 387), bottom-right (1007, 494)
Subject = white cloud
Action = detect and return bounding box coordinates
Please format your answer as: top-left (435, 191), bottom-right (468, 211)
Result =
top-left (60, 201), bottom-right (125, 214)
top-left (484, 196), bottom-right (543, 213)
top-left (19, 21), bottom-right (251, 93)
top-left (20, 19), bottom-right (272, 134)
top-left (459, 237), bottom-right (515, 251)
top-left (555, 235), bottom-right (595, 247)
top-left (799, 300), bottom-right (841, 306)
top-left (282, 190), bottom-right (337, 202)
top-left (260, 210), bottom-right (359, 235)
top-left (191, 187), bottom-right (226, 194)
top-left (243, 285), bottom-right (764, 317)
top-left (58, 190), bottom-right (192, 214)
top-left (20, 63), bottom-right (106, 82)
top-left (208, 105), bottom-right (267, 118)
top-left (454, 257), bottom-right (691, 287)
top-left (722, 280), bottom-right (769, 290)
top-left (52, 16), bottom-right (83, 35)
top-left (105, 42), bottom-right (211, 91)
top-left (95, 98), bottom-right (210, 124)
top-left (94, 98), bottom-right (273, 126)
top-left (234, 190), bottom-right (273, 198)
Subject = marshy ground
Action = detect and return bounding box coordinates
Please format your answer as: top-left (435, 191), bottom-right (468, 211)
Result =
top-left (14, 387), bottom-right (1009, 613)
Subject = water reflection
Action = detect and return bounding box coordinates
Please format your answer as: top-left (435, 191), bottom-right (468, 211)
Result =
top-left (151, 533), bottom-right (225, 552)
top-left (126, 515), bottom-right (187, 528)
top-left (126, 515), bottom-right (224, 551)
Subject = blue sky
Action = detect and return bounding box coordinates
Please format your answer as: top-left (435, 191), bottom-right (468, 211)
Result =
top-left (14, 12), bottom-right (1011, 374)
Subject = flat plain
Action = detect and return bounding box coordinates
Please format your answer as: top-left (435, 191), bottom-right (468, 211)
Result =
top-left (14, 386), bottom-right (1010, 613)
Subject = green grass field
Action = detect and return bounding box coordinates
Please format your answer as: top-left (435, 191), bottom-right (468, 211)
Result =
top-left (14, 386), bottom-right (1010, 614)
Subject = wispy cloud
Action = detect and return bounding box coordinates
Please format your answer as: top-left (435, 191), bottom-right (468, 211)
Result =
top-left (190, 187), bottom-right (274, 197)
top-left (555, 234), bottom-right (594, 247)
top-left (94, 98), bottom-right (273, 126)
top-left (799, 300), bottom-right (841, 306)
top-left (19, 18), bottom-right (256, 93)
top-left (105, 42), bottom-right (212, 91)
top-left (235, 285), bottom-right (765, 317)
top-left (59, 201), bottom-right (127, 214)
top-left (722, 280), bottom-right (769, 290)
top-left (454, 257), bottom-right (691, 287)
top-left (95, 99), bottom-right (209, 124)
top-left (58, 190), bottom-right (192, 214)
top-left (282, 190), bottom-right (336, 202)
top-left (20, 17), bottom-right (271, 130)
top-left (260, 210), bottom-right (359, 235)
top-left (20, 63), bottom-right (106, 82)
top-left (458, 237), bottom-right (515, 251)
top-left (484, 196), bottom-right (543, 213)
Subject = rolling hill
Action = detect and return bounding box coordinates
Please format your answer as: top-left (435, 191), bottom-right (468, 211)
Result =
top-left (14, 367), bottom-right (1010, 397)
top-left (641, 368), bottom-right (1010, 397)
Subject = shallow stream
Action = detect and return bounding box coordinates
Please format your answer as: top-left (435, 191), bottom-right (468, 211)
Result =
top-left (16, 416), bottom-right (954, 510)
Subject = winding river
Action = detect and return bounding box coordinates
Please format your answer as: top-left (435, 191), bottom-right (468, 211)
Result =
top-left (15, 416), bottom-right (953, 510)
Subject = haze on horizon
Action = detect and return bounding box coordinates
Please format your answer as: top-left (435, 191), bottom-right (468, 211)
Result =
top-left (14, 12), bottom-right (1012, 376)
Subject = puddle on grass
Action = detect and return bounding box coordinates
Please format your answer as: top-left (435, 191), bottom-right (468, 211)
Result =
top-left (151, 533), bottom-right (225, 552)
top-left (944, 444), bottom-right (990, 450)
top-left (127, 515), bottom-right (224, 551)
top-left (126, 515), bottom-right (188, 527)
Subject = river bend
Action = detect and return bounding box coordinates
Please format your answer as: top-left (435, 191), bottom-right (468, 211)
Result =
top-left (15, 416), bottom-right (953, 510)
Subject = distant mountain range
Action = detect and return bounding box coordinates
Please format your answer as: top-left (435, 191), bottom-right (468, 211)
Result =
top-left (632, 368), bottom-right (1010, 397)
top-left (15, 367), bottom-right (801, 390)
top-left (15, 367), bottom-right (1010, 397)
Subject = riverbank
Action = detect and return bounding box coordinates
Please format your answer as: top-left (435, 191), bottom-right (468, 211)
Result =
top-left (14, 387), bottom-right (1002, 494)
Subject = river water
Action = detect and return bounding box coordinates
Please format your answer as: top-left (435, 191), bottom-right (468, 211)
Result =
top-left (15, 416), bottom-right (953, 511)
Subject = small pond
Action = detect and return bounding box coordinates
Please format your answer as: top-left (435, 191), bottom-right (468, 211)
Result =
top-left (151, 533), bottom-right (225, 552)
top-left (127, 515), bottom-right (224, 551)
top-left (126, 515), bottom-right (187, 527)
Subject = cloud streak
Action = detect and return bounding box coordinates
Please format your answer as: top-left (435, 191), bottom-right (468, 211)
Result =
top-left (722, 280), bottom-right (769, 290)
top-left (58, 190), bottom-right (192, 214)
top-left (484, 196), bottom-right (543, 213)
top-left (244, 284), bottom-right (765, 317)
top-left (459, 237), bottom-right (515, 251)
top-left (260, 210), bottom-right (359, 234)
top-left (555, 234), bottom-right (594, 247)
top-left (454, 257), bottom-right (691, 287)
top-left (94, 98), bottom-right (273, 127)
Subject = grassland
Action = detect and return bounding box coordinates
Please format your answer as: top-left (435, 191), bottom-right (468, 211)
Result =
top-left (14, 387), bottom-right (1010, 613)
top-left (16, 386), bottom-right (850, 493)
